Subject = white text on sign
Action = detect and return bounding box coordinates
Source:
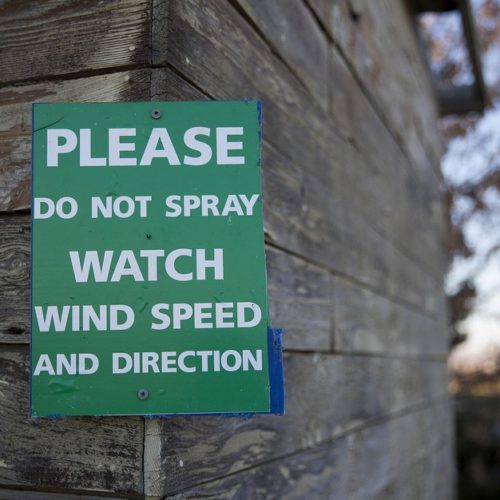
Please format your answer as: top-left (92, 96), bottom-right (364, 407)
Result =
top-left (47, 127), bottom-right (246, 167)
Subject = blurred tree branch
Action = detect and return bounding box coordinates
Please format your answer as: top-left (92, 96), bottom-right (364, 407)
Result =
top-left (421, 0), bottom-right (500, 345)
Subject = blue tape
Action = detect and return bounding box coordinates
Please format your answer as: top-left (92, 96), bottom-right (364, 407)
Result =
top-left (268, 327), bottom-right (285, 415)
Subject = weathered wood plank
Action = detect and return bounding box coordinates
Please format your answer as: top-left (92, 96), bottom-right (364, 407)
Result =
top-left (233, 0), bottom-right (446, 276)
top-left (338, 198), bottom-right (443, 319)
top-left (144, 353), bottom-right (448, 496)
top-left (308, 0), bottom-right (445, 177)
top-left (304, 0), bottom-right (332, 25)
top-left (0, 0), bottom-right (150, 85)
top-left (325, 6), bottom-right (446, 221)
top-left (229, 0), bottom-right (445, 279)
top-left (162, 0), bottom-right (344, 177)
top-left (392, 441), bottom-right (456, 500)
top-left (0, 216), bottom-right (30, 344)
top-left (150, 68), bottom-right (209, 102)
top-left (333, 275), bottom-right (448, 357)
top-left (0, 347), bottom-right (143, 494)
top-left (0, 70), bottom-right (150, 212)
top-left (235, 0), bottom-right (329, 109)
top-left (0, 489), bottom-right (121, 500)
top-left (156, 2), bottom-right (447, 314)
top-left (262, 109), bottom-right (443, 320)
top-left (328, 47), bottom-right (447, 275)
top-left (157, 399), bottom-right (453, 499)
top-left (267, 247), bottom-right (331, 351)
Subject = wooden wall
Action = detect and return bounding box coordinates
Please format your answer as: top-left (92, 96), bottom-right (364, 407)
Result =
top-left (0, 0), bottom-right (455, 498)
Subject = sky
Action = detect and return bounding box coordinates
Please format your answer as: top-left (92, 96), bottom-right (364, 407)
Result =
top-left (438, 0), bottom-right (500, 369)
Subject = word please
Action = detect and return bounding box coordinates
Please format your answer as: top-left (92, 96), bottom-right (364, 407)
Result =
top-left (47, 127), bottom-right (246, 167)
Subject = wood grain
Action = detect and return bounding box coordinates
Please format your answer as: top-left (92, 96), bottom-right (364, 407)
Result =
top-left (261, 139), bottom-right (445, 320)
top-left (333, 275), bottom-right (448, 357)
top-left (392, 441), bottom-right (456, 500)
top-left (150, 68), bottom-right (209, 102)
top-left (235, 0), bottom-right (329, 110)
top-left (307, 0), bottom-right (445, 178)
top-left (159, 0), bottom-right (447, 314)
top-left (144, 352), bottom-right (448, 496)
top-left (164, 0), bottom-right (445, 281)
top-left (0, 0), bottom-right (150, 85)
top-left (0, 216), bottom-right (30, 344)
top-left (0, 70), bottom-right (150, 212)
top-left (328, 48), bottom-right (447, 275)
top-left (267, 246), bottom-right (331, 351)
top-left (146, 399), bottom-right (453, 498)
top-left (0, 490), bottom-right (119, 500)
top-left (0, 347), bottom-right (143, 495)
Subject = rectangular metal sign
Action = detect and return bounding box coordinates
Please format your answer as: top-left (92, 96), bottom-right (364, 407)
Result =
top-left (31, 101), bottom-right (283, 417)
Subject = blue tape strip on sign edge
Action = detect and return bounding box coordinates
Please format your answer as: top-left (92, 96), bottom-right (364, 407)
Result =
top-left (268, 327), bottom-right (285, 415)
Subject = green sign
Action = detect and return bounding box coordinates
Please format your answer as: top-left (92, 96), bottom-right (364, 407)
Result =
top-left (31, 101), bottom-right (282, 417)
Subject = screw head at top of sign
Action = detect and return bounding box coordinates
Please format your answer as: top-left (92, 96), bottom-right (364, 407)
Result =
top-left (151, 109), bottom-right (162, 120)
top-left (138, 389), bottom-right (149, 400)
